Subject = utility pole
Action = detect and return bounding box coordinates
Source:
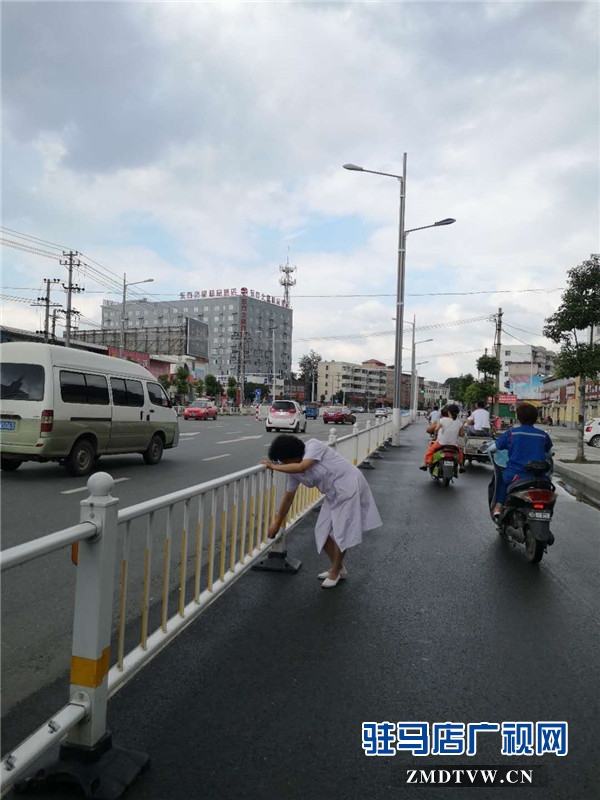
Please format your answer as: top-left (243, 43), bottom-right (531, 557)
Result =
top-left (271, 327), bottom-right (277, 401)
top-left (493, 307), bottom-right (503, 416)
top-left (60, 251), bottom-right (83, 347)
top-left (410, 315), bottom-right (416, 417)
top-left (32, 278), bottom-right (61, 342)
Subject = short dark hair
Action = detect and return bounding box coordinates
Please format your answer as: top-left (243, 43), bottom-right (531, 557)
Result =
top-left (448, 403), bottom-right (460, 420)
top-left (477, 400), bottom-right (485, 408)
top-left (268, 434), bottom-right (305, 462)
top-left (440, 406), bottom-right (449, 417)
top-left (516, 403), bottom-right (538, 425)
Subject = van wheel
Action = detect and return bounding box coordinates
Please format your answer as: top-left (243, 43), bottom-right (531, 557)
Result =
top-left (66, 439), bottom-right (95, 477)
top-left (1, 458), bottom-right (22, 472)
top-left (143, 434), bottom-right (164, 465)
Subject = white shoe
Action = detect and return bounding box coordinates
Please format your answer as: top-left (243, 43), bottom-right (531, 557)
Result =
top-left (318, 566), bottom-right (348, 580)
top-left (322, 575), bottom-right (341, 588)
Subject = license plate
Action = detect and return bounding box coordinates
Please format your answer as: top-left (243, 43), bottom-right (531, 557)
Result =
top-left (529, 510), bottom-right (551, 520)
top-left (444, 460), bottom-right (454, 467)
top-left (0, 420), bottom-right (15, 431)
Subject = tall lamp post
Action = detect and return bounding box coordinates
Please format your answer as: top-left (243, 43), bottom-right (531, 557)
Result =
top-left (120, 274), bottom-right (154, 358)
top-left (344, 159), bottom-right (455, 445)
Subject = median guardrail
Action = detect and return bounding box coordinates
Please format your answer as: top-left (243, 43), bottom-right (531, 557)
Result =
top-left (0, 417), bottom-right (396, 799)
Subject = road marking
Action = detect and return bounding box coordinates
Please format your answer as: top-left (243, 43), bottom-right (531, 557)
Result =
top-left (180, 433), bottom-right (200, 437)
top-left (62, 477), bottom-right (130, 495)
top-left (215, 435), bottom-right (263, 444)
top-left (202, 454), bottom-right (230, 461)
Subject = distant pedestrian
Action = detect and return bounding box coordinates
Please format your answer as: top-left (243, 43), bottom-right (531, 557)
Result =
top-left (261, 435), bottom-right (382, 588)
top-left (428, 405), bottom-right (441, 424)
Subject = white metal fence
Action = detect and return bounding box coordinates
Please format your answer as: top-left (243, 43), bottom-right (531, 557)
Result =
top-left (0, 418), bottom-right (395, 796)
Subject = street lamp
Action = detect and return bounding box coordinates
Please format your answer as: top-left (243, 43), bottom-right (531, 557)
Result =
top-left (344, 158), bottom-right (455, 445)
top-left (120, 274), bottom-right (154, 357)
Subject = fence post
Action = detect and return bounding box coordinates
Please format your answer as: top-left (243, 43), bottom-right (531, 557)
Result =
top-left (353, 423), bottom-right (360, 465)
top-left (328, 428), bottom-right (338, 447)
top-left (360, 421), bottom-right (374, 469)
top-left (17, 473), bottom-right (149, 799)
top-left (370, 419), bottom-right (384, 459)
top-left (252, 471), bottom-right (302, 574)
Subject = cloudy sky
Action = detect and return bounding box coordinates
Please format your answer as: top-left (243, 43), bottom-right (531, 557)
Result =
top-left (2, 1), bottom-right (598, 381)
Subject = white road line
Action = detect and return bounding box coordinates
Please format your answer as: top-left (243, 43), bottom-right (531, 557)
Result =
top-left (180, 433), bottom-right (200, 437)
top-left (61, 477), bottom-right (130, 495)
top-left (215, 435), bottom-right (263, 444)
top-left (202, 454), bottom-right (230, 461)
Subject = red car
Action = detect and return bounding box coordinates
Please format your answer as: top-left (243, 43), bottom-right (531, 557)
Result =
top-left (183, 400), bottom-right (218, 420)
top-left (322, 406), bottom-right (356, 425)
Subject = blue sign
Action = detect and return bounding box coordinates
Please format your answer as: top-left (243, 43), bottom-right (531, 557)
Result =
top-left (254, 388), bottom-right (261, 399)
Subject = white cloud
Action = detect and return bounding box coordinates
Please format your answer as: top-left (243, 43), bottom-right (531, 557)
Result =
top-left (2, 1), bottom-right (598, 381)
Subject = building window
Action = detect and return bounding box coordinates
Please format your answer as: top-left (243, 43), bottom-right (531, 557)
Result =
top-left (505, 350), bottom-right (511, 356)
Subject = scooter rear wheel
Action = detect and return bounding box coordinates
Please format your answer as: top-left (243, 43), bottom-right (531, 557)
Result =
top-left (525, 531), bottom-right (544, 563)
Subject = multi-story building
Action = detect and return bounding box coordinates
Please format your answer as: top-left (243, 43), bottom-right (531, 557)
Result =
top-left (100, 286), bottom-right (293, 382)
top-left (423, 380), bottom-right (450, 409)
top-left (317, 360), bottom-right (389, 407)
top-left (500, 345), bottom-right (556, 400)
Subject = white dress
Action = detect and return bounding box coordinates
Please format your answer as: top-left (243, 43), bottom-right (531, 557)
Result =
top-left (286, 439), bottom-right (382, 553)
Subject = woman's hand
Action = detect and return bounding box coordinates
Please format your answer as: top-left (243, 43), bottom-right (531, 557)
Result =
top-left (267, 521), bottom-right (280, 539)
top-left (260, 459), bottom-right (274, 470)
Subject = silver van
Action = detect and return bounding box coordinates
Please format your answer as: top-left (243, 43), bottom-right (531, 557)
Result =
top-left (0, 343), bottom-right (179, 476)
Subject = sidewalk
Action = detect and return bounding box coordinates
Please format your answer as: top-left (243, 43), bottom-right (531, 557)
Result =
top-left (538, 425), bottom-right (600, 497)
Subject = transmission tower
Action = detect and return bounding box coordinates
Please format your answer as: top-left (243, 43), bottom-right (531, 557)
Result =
top-left (279, 251), bottom-right (297, 307)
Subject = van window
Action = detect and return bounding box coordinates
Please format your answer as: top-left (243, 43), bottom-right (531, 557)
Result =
top-left (1, 363), bottom-right (45, 401)
top-left (60, 372), bottom-right (109, 405)
top-left (110, 378), bottom-right (144, 407)
top-left (125, 380), bottom-right (144, 407)
top-left (148, 382), bottom-right (171, 408)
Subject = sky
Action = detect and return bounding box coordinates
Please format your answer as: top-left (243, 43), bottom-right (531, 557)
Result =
top-left (2, 0), bottom-right (599, 382)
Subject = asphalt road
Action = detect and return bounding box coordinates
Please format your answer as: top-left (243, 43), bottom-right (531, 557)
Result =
top-left (0, 413), bottom-right (368, 714)
top-left (2, 421), bottom-right (599, 800)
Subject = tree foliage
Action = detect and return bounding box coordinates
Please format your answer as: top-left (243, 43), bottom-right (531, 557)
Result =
top-left (476, 355), bottom-right (501, 379)
top-left (173, 365), bottom-right (191, 398)
top-left (158, 374), bottom-right (172, 392)
top-left (444, 373), bottom-right (475, 403)
top-left (193, 378), bottom-right (205, 398)
top-left (226, 376), bottom-right (238, 403)
top-left (204, 374), bottom-right (223, 400)
top-left (463, 378), bottom-right (495, 407)
top-left (543, 254), bottom-right (600, 461)
top-left (298, 350), bottom-right (322, 392)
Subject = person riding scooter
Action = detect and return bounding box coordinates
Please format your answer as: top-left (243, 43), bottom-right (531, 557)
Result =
top-left (490, 403), bottom-right (553, 521)
top-left (420, 404), bottom-right (465, 471)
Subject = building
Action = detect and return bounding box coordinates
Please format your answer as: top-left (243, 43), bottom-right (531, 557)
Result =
top-left (500, 345), bottom-right (556, 400)
top-left (423, 380), bottom-right (450, 409)
top-left (318, 360), bottom-right (388, 407)
top-left (540, 375), bottom-right (600, 427)
top-left (100, 286), bottom-right (292, 382)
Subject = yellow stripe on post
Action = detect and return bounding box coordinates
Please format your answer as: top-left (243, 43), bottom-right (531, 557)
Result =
top-left (70, 646), bottom-right (110, 688)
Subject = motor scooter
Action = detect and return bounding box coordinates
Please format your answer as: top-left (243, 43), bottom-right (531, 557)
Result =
top-left (487, 447), bottom-right (556, 563)
top-left (429, 445), bottom-right (460, 487)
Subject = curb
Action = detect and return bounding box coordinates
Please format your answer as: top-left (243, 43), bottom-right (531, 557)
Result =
top-left (553, 461), bottom-right (600, 497)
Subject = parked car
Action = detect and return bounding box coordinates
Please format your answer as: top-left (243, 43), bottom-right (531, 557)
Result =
top-left (0, 342), bottom-right (179, 476)
top-left (374, 407), bottom-right (390, 419)
top-left (350, 406), bottom-right (365, 413)
top-left (322, 406), bottom-right (356, 425)
top-left (266, 400), bottom-right (307, 433)
top-left (183, 400), bottom-right (218, 420)
top-left (584, 418), bottom-right (600, 447)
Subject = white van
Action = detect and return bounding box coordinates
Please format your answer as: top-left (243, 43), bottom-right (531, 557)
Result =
top-left (0, 343), bottom-right (179, 476)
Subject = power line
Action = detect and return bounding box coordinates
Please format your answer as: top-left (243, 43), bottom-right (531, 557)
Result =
top-left (293, 315), bottom-right (493, 343)
top-left (293, 288), bottom-right (564, 298)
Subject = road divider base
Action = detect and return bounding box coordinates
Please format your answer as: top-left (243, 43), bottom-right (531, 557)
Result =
top-left (14, 731), bottom-right (149, 800)
top-left (252, 549), bottom-right (302, 574)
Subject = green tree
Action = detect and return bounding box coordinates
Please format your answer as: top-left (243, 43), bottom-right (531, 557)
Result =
top-left (158, 374), bottom-right (172, 392)
top-left (174, 365), bottom-right (191, 401)
top-left (226, 376), bottom-right (238, 404)
top-left (463, 379), bottom-right (495, 407)
top-left (205, 374), bottom-right (223, 401)
top-left (298, 350), bottom-right (322, 401)
top-left (193, 378), bottom-right (205, 398)
top-left (476, 355), bottom-right (501, 380)
top-left (543, 254), bottom-right (600, 462)
top-left (444, 373), bottom-right (475, 403)
top-left (244, 382), bottom-right (267, 403)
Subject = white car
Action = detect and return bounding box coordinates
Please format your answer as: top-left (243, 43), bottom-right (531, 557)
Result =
top-left (374, 407), bottom-right (390, 419)
top-left (584, 418), bottom-right (600, 448)
top-left (266, 400), bottom-right (307, 433)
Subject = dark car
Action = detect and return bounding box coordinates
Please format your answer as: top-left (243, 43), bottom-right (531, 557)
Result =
top-left (322, 406), bottom-right (356, 425)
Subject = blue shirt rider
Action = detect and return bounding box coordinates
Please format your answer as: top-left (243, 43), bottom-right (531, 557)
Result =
top-left (492, 403), bottom-right (553, 519)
